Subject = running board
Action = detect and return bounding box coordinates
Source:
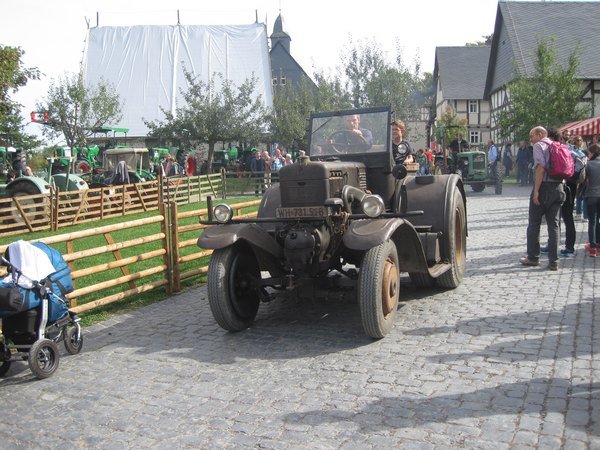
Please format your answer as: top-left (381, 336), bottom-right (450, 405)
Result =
top-left (428, 262), bottom-right (452, 278)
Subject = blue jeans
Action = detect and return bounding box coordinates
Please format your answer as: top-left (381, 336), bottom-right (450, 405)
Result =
top-left (586, 196), bottom-right (600, 248)
top-left (527, 182), bottom-right (565, 265)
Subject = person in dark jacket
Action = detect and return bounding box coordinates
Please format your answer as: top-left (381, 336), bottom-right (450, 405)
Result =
top-left (583, 144), bottom-right (600, 257)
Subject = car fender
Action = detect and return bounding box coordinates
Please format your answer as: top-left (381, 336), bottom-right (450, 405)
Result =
top-left (198, 223), bottom-right (282, 259)
top-left (343, 218), bottom-right (430, 273)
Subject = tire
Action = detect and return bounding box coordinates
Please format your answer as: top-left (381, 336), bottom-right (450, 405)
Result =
top-left (75, 160), bottom-right (91, 173)
top-left (408, 271), bottom-right (436, 288)
top-left (208, 245), bottom-right (260, 331)
top-left (437, 189), bottom-right (467, 288)
top-left (178, 151), bottom-right (196, 176)
top-left (64, 325), bottom-right (83, 355)
top-left (471, 183), bottom-right (485, 192)
top-left (434, 163), bottom-right (443, 175)
top-left (28, 339), bottom-right (60, 379)
top-left (0, 360), bottom-right (11, 377)
top-left (358, 240), bottom-right (400, 338)
top-left (495, 181), bottom-right (503, 195)
top-left (7, 181), bottom-right (47, 223)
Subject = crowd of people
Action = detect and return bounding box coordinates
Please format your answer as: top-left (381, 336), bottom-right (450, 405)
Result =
top-left (249, 145), bottom-right (295, 194)
top-left (519, 126), bottom-right (600, 269)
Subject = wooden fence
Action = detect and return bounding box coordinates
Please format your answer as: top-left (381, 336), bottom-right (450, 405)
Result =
top-left (0, 173), bottom-right (224, 237)
top-left (0, 199), bottom-right (261, 315)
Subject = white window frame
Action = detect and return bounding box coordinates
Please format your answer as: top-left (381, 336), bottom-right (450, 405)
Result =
top-left (469, 100), bottom-right (478, 113)
top-left (469, 130), bottom-right (480, 145)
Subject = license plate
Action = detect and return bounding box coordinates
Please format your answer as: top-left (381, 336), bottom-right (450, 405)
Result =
top-left (276, 206), bottom-right (329, 219)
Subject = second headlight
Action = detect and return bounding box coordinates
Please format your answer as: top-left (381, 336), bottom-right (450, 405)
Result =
top-left (361, 194), bottom-right (385, 217)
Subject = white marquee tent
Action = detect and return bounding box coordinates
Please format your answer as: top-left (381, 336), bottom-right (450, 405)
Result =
top-left (84, 23), bottom-right (273, 137)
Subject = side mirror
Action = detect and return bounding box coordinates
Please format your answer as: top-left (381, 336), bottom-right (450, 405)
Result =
top-left (392, 164), bottom-right (407, 180)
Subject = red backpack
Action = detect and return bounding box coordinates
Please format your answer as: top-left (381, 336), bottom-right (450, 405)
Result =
top-left (544, 139), bottom-right (574, 180)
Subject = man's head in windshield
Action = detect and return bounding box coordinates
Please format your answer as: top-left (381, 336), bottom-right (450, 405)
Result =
top-left (342, 114), bottom-right (373, 149)
top-left (345, 114), bottom-right (362, 131)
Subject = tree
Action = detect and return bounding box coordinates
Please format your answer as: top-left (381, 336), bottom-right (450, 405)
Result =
top-left (269, 79), bottom-right (315, 150)
top-left (0, 45), bottom-right (41, 149)
top-left (145, 70), bottom-right (267, 173)
top-left (37, 72), bottom-right (122, 149)
top-left (495, 38), bottom-right (590, 143)
top-left (436, 105), bottom-right (468, 146)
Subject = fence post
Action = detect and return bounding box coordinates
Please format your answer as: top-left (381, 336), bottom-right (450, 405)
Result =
top-left (169, 201), bottom-right (181, 292)
top-left (221, 168), bottom-right (226, 199)
top-left (52, 187), bottom-right (59, 231)
top-left (159, 202), bottom-right (173, 294)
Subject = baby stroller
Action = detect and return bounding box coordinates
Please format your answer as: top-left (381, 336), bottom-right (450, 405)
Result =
top-left (0, 241), bottom-right (83, 379)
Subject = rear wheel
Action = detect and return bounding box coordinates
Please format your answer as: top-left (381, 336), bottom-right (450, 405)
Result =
top-left (208, 245), bottom-right (260, 331)
top-left (358, 240), bottom-right (400, 338)
top-left (75, 160), bottom-right (91, 173)
top-left (7, 182), bottom-right (47, 223)
top-left (437, 189), bottom-right (466, 288)
top-left (471, 183), bottom-right (485, 192)
top-left (495, 180), bottom-right (503, 195)
top-left (28, 339), bottom-right (60, 379)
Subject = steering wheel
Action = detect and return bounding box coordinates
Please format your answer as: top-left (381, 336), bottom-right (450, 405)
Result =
top-left (327, 130), bottom-right (369, 154)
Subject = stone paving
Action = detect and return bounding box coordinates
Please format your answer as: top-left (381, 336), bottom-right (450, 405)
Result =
top-left (0, 183), bottom-right (598, 449)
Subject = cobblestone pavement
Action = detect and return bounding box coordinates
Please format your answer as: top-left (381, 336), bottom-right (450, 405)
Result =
top-left (1, 184), bottom-right (598, 449)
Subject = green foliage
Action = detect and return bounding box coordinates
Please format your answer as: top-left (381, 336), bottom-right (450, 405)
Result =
top-left (37, 72), bottom-right (123, 149)
top-left (495, 38), bottom-right (590, 142)
top-left (436, 105), bottom-right (468, 143)
top-left (145, 71), bottom-right (267, 173)
top-left (0, 45), bottom-right (41, 149)
top-left (270, 79), bottom-right (314, 150)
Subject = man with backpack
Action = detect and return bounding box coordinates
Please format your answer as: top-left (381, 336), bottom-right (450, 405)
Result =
top-left (520, 126), bottom-right (566, 271)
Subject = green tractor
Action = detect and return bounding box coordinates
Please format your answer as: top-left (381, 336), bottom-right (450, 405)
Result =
top-left (150, 146), bottom-right (201, 176)
top-left (435, 149), bottom-right (502, 195)
top-left (90, 147), bottom-right (156, 187)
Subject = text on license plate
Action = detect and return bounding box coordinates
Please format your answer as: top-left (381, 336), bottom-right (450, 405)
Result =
top-left (276, 206), bottom-right (329, 218)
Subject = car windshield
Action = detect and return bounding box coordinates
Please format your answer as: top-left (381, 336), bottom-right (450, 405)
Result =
top-left (309, 109), bottom-right (389, 157)
top-left (103, 151), bottom-right (150, 172)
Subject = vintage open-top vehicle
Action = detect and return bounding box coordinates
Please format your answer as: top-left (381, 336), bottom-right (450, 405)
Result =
top-left (198, 106), bottom-right (467, 338)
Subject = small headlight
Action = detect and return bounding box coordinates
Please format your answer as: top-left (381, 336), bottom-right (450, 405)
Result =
top-left (362, 195), bottom-right (385, 217)
top-left (213, 204), bottom-right (233, 223)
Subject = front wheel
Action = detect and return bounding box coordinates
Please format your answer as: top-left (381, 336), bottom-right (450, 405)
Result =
top-left (28, 339), bottom-right (60, 379)
top-left (64, 325), bottom-right (83, 355)
top-left (471, 183), bottom-right (485, 192)
top-left (437, 189), bottom-right (467, 288)
top-left (358, 240), bottom-right (400, 338)
top-left (495, 180), bottom-right (503, 195)
top-left (208, 245), bottom-right (261, 331)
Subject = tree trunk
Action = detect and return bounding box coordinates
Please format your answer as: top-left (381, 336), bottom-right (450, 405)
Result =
top-left (206, 141), bottom-right (216, 174)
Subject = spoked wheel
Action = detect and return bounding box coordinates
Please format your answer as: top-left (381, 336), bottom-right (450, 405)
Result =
top-left (437, 189), bottom-right (467, 288)
top-left (28, 339), bottom-right (60, 379)
top-left (208, 245), bottom-right (261, 331)
top-left (64, 325), bottom-right (83, 355)
top-left (358, 240), bottom-right (400, 338)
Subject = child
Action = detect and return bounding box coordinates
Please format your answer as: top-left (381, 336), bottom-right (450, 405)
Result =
top-left (417, 149), bottom-right (428, 175)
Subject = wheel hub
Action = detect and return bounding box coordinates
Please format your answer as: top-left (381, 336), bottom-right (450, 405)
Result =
top-left (382, 257), bottom-right (398, 316)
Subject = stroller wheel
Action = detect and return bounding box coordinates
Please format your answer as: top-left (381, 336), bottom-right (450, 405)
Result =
top-left (0, 360), bottom-right (11, 377)
top-left (64, 325), bottom-right (83, 355)
top-left (28, 339), bottom-right (60, 379)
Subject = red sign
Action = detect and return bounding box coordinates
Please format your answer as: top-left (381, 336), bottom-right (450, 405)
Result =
top-left (30, 111), bottom-right (49, 123)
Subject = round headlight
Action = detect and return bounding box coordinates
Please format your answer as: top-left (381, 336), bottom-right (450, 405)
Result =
top-left (362, 194), bottom-right (385, 218)
top-left (213, 204), bottom-right (233, 223)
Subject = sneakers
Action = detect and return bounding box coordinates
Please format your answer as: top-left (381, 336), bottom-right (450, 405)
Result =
top-left (585, 243), bottom-right (597, 257)
top-left (540, 246), bottom-right (549, 254)
top-left (560, 249), bottom-right (575, 258)
top-left (520, 257), bottom-right (540, 267)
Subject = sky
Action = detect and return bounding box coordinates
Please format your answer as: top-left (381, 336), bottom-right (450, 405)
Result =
top-left (1, 0), bottom-right (505, 140)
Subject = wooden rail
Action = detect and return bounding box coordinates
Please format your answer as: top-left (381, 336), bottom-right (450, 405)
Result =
top-left (0, 199), bottom-right (261, 316)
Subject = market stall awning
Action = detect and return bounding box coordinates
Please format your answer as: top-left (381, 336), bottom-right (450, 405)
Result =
top-left (559, 116), bottom-right (600, 137)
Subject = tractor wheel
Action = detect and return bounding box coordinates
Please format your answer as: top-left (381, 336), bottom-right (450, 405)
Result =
top-left (178, 151), bottom-right (197, 176)
top-left (437, 189), bottom-right (467, 288)
top-left (75, 160), bottom-right (91, 174)
top-left (7, 182), bottom-right (48, 223)
top-left (495, 180), bottom-right (503, 195)
top-left (471, 183), bottom-right (485, 192)
top-left (358, 240), bottom-right (400, 338)
top-left (207, 245), bottom-right (261, 331)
